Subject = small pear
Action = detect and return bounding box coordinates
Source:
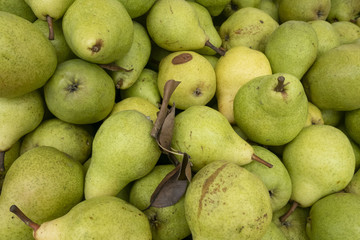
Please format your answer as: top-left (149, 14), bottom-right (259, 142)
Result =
top-left (0, 0), bottom-right (36, 21)
top-left (308, 20), bottom-right (340, 57)
top-left (327, 0), bottom-right (360, 22)
top-left (258, 0), bottom-right (279, 22)
top-left (344, 169), bottom-right (360, 195)
top-left (195, 0), bottom-right (231, 16)
top-left (320, 109), bottom-right (344, 126)
top-left (261, 222), bottom-right (287, 240)
top-left (332, 21), bottom-right (360, 45)
top-left (278, 0), bottom-right (331, 22)
top-left (305, 102), bottom-right (324, 127)
top-left (117, 0), bottom-right (156, 18)
top-left (0, 141), bottom-right (20, 190)
top-left (345, 108), bottom-right (360, 145)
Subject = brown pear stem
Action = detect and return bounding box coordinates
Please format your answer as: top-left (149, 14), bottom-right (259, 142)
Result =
top-left (46, 15), bottom-right (54, 40)
top-left (204, 40), bottom-right (226, 56)
top-left (251, 154), bottom-right (273, 168)
top-left (274, 76), bottom-right (285, 92)
top-left (10, 205), bottom-right (40, 232)
top-left (279, 201), bottom-right (299, 223)
top-left (0, 151), bottom-right (5, 172)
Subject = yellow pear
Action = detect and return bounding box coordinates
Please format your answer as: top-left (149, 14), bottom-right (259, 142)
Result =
top-left (215, 46), bottom-right (272, 124)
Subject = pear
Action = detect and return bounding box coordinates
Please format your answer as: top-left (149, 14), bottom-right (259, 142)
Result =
top-left (62, 0), bottom-right (133, 64)
top-left (84, 110), bottom-right (161, 199)
top-left (219, 7), bottom-right (279, 52)
top-left (0, 0), bottom-right (36, 21)
top-left (320, 109), bottom-right (344, 126)
top-left (327, 0), bottom-right (360, 22)
top-left (117, 0), bottom-right (157, 18)
top-left (44, 58), bottom-right (115, 124)
top-left (278, 0), bottom-right (331, 22)
top-left (232, 0), bottom-right (261, 8)
top-left (120, 68), bottom-right (161, 107)
top-left (305, 102), bottom-right (324, 126)
top-left (243, 145), bottom-right (292, 212)
top-left (0, 146), bottom-right (84, 240)
top-left (0, 141), bottom-right (20, 191)
top-left (171, 105), bottom-right (272, 172)
top-left (282, 125), bottom-right (355, 208)
top-left (202, 55), bottom-right (219, 69)
top-left (233, 73), bottom-right (308, 146)
top-left (302, 43), bottom-right (360, 111)
top-left (332, 21), bottom-right (360, 45)
top-left (338, 123), bottom-right (360, 171)
top-left (129, 165), bottom-right (191, 240)
top-left (258, 0), bottom-right (279, 22)
top-left (195, 0), bottom-right (231, 16)
top-left (345, 109), bottom-right (360, 145)
top-left (264, 20), bottom-right (318, 80)
top-left (0, 90), bottom-right (44, 168)
top-left (109, 97), bottom-right (159, 123)
top-left (344, 169), bottom-right (360, 195)
top-left (306, 192), bottom-right (360, 239)
top-left (111, 21), bottom-right (152, 90)
top-left (0, 11), bottom-right (57, 98)
top-left (11, 195), bottom-right (152, 240)
top-left (20, 118), bottom-right (93, 164)
top-left (261, 222), bottom-right (287, 240)
top-left (157, 51), bottom-right (216, 110)
top-left (215, 46), bottom-right (272, 124)
top-left (184, 160), bottom-right (272, 240)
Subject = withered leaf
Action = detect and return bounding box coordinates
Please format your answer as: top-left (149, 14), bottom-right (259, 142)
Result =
top-left (158, 103), bottom-right (175, 151)
top-left (172, 53), bottom-right (193, 65)
top-left (98, 63), bottom-right (133, 72)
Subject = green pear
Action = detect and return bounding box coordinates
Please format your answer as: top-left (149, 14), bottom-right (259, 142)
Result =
top-left (0, 146), bottom-right (84, 240)
top-left (302, 43), bottom-right (360, 111)
top-left (258, 0), bottom-right (279, 22)
top-left (327, 0), bottom-right (360, 22)
top-left (278, 0), bottom-right (331, 22)
top-left (20, 118), bottom-right (93, 164)
top-left (332, 21), bottom-right (360, 45)
top-left (0, 90), bottom-right (44, 157)
top-left (129, 165), bottom-right (191, 240)
top-left (184, 160), bottom-right (272, 240)
top-left (0, 11), bottom-right (57, 98)
top-left (215, 46), bottom-right (272, 124)
top-left (243, 145), bottom-right (292, 212)
top-left (62, 0), bottom-right (133, 64)
top-left (19, 196), bottom-right (152, 240)
top-left (261, 222), bottom-right (287, 240)
top-left (233, 73), bottom-right (308, 146)
top-left (111, 21), bottom-right (152, 90)
top-left (344, 169), bottom-right (360, 195)
top-left (202, 55), bottom-right (219, 68)
top-left (345, 108), bottom-right (360, 145)
top-left (272, 203), bottom-right (310, 240)
top-left (158, 51), bottom-right (216, 110)
top-left (171, 106), bottom-right (267, 172)
top-left (282, 125), bottom-right (355, 208)
top-left (84, 110), bottom-right (161, 199)
top-left (120, 68), bottom-right (161, 107)
top-left (306, 192), bottom-right (360, 239)
top-left (0, 141), bottom-right (20, 191)
top-left (265, 20), bottom-right (318, 80)
top-left (219, 7), bottom-right (279, 52)
top-left (195, 0), bottom-right (231, 16)
top-left (44, 58), bottom-right (115, 124)
top-left (188, 1), bottom-right (222, 55)
top-left (305, 102), bottom-right (324, 126)
top-left (109, 97), bottom-right (159, 123)
top-left (308, 20), bottom-right (341, 57)
top-left (320, 109), bottom-right (344, 126)
top-left (33, 19), bottom-right (74, 63)
top-left (117, 0), bottom-right (157, 18)
top-left (232, 0), bottom-right (261, 8)
top-left (338, 123), bottom-right (360, 171)
top-left (0, 0), bottom-right (36, 21)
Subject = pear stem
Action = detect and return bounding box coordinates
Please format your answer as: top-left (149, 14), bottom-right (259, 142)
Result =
top-left (279, 201), bottom-right (299, 223)
top-left (251, 154), bottom-right (273, 168)
top-left (0, 151), bottom-right (5, 172)
top-left (46, 15), bottom-right (54, 40)
top-left (274, 76), bottom-right (286, 92)
top-left (10, 205), bottom-right (40, 232)
top-left (204, 40), bottom-right (226, 56)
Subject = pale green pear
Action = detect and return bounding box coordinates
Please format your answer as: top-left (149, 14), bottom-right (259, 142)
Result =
top-left (171, 106), bottom-right (257, 171)
top-left (31, 196), bottom-right (152, 240)
top-left (185, 160), bottom-right (272, 240)
top-left (344, 169), bottom-right (360, 195)
top-left (195, 0), bottom-right (231, 16)
top-left (306, 192), bottom-right (360, 239)
top-left (111, 21), bottom-right (152, 89)
top-left (258, 0), bottom-right (279, 22)
top-left (265, 20), bottom-right (318, 80)
top-left (158, 51), bottom-right (216, 110)
top-left (0, 90), bottom-right (44, 155)
top-left (261, 222), bottom-right (287, 240)
top-left (345, 108), bottom-right (360, 145)
top-left (120, 68), bottom-right (161, 107)
top-left (110, 97), bottom-right (159, 123)
top-left (129, 165), bottom-right (191, 240)
top-left (62, 0), bottom-right (133, 64)
top-left (302, 43), bottom-right (360, 111)
top-left (44, 59), bottom-right (116, 124)
top-left (188, 1), bottom-right (222, 55)
top-left (219, 7), bottom-right (279, 52)
top-left (233, 73), bottom-right (308, 146)
top-left (320, 109), bottom-right (344, 126)
top-left (243, 145), bottom-right (292, 212)
top-left (117, 0), bottom-right (156, 18)
top-left (282, 125), bottom-right (355, 208)
top-left (278, 0), bottom-right (331, 22)
top-left (20, 118), bottom-right (93, 164)
top-left (0, 11), bottom-right (57, 98)
top-left (305, 102), bottom-right (324, 126)
top-left (332, 21), bottom-right (360, 45)
top-left (0, 146), bottom-right (84, 240)
top-left (0, 0), bottom-right (36, 21)
top-left (84, 110), bottom-right (161, 199)
top-left (146, 0), bottom-right (209, 52)
top-left (24, 0), bottom-right (74, 21)
top-left (308, 20), bottom-right (341, 57)
top-left (327, 0), bottom-right (360, 22)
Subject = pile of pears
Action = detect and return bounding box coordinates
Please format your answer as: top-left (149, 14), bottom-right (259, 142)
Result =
top-left (1, 0), bottom-right (360, 239)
